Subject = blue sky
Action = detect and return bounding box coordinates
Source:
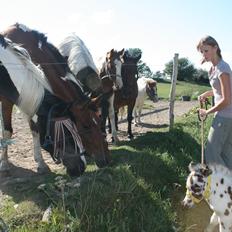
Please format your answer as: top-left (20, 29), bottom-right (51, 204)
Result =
top-left (1, 0), bottom-right (232, 72)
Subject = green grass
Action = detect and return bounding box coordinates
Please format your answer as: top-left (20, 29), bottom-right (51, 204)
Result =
top-left (0, 101), bottom-right (213, 231)
top-left (157, 80), bottom-right (211, 100)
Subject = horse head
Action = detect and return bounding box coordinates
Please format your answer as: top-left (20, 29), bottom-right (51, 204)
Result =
top-left (57, 34), bottom-right (102, 94)
top-left (146, 79), bottom-right (159, 103)
top-left (122, 51), bottom-right (141, 79)
top-left (100, 48), bottom-right (124, 91)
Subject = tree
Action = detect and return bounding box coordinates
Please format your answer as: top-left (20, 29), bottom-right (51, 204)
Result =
top-left (193, 68), bottom-right (209, 84)
top-left (164, 57), bottom-right (196, 81)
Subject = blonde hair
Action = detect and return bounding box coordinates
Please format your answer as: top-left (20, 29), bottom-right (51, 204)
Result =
top-left (197, 36), bottom-right (222, 63)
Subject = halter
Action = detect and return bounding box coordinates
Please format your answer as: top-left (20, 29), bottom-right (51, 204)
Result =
top-left (186, 175), bottom-right (211, 203)
top-left (101, 61), bottom-right (122, 90)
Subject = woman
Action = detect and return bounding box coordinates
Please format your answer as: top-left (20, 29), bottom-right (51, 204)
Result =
top-left (197, 35), bottom-right (232, 169)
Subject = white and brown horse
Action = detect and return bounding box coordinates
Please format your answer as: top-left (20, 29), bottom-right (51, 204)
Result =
top-left (134, 77), bottom-right (158, 125)
top-left (0, 35), bottom-right (86, 176)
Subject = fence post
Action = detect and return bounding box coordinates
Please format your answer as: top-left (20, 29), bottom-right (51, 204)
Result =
top-left (169, 53), bottom-right (179, 130)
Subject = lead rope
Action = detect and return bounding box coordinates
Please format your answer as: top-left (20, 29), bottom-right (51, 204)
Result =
top-left (198, 99), bottom-right (209, 164)
top-left (200, 113), bottom-right (204, 164)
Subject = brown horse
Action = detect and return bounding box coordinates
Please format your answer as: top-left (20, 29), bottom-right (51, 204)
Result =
top-left (0, 23), bottom-right (110, 174)
top-left (0, 35), bottom-right (86, 176)
top-left (113, 51), bottom-right (141, 139)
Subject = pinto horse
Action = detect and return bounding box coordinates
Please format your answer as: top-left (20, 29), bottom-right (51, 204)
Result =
top-left (98, 49), bottom-right (124, 143)
top-left (1, 23), bottom-right (110, 172)
top-left (0, 35), bottom-right (86, 176)
top-left (133, 77), bottom-right (158, 125)
top-left (113, 51), bottom-right (141, 139)
top-left (57, 34), bottom-right (102, 95)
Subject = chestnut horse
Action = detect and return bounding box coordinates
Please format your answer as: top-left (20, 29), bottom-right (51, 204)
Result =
top-left (1, 23), bottom-right (110, 173)
top-left (113, 51), bottom-right (141, 139)
top-left (0, 35), bottom-right (86, 176)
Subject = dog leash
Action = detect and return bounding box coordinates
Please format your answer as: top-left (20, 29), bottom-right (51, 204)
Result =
top-left (198, 99), bottom-right (210, 164)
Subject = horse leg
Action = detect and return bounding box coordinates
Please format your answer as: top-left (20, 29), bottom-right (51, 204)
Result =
top-left (28, 119), bottom-right (50, 173)
top-left (100, 97), bottom-right (109, 136)
top-left (127, 103), bottom-right (135, 139)
top-left (133, 107), bottom-right (138, 126)
top-left (108, 94), bottom-right (119, 143)
top-left (0, 99), bottom-right (13, 172)
top-left (138, 107), bottom-right (142, 124)
top-left (115, 110), bottom-right (118, 131)
top-left (108, 117), bottom-right (111, 134)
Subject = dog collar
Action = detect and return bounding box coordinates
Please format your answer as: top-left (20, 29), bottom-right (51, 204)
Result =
top-left (186, 175), bottom-right (211, 204)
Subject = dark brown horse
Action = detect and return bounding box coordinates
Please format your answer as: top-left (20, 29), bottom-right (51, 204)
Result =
top-left (113, 51), bottom-right (141, 139)
top-left (0, 23), bottom-right (110, 174)
top-left (0, 35), bottom-right (86, 176)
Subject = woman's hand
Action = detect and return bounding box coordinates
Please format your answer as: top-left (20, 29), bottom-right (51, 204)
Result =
top-left (198, 108), bottom-right (208, 121)
top-left (198, 94), bottom-right (207, 103)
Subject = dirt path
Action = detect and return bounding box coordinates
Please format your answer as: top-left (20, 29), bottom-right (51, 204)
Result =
top-left (107, 100), bottom-right (198, 142)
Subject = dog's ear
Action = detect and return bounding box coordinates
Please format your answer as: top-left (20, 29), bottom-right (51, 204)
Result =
top-left (200, 164), bottom-right (212, 177)
top-left (188, 161), bottom-right (196, 172)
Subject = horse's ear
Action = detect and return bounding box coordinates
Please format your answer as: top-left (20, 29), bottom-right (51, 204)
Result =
top-left (119, 48), bottom-right (125, 57)
top-left (188, 161), bottom-right (196, 172)
top-left (64, 56), bottom-right (69, 62)
top-left (107, 49), bottom-right (114, 60)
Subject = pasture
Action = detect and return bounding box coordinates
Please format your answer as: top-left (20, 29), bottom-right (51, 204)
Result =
top-left (0, 99), bottom-right (214, 231)
top-left (157, 80), bottom-right (211, 100)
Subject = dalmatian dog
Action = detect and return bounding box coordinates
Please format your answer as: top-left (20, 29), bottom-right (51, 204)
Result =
top-left (182, 162), bottom-right (232, 232)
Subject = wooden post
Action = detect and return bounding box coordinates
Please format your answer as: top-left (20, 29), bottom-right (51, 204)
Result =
top-left (169, 53), bottom-right (179, 130)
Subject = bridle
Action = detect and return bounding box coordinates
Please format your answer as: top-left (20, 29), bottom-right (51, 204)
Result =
top-left (100, 60), bottom-right (122, 90)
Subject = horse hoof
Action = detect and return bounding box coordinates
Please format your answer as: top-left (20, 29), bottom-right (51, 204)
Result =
top-left (37, 165), bottom-right (51, 174)
top-left (0, 161), bottom-right (10, 172)
top-left (112, 136), bottom-right (120, 144)
top-left (128, 135), bottom-right (134, 140)
top-left (0, 170), bottom-right (11, 178)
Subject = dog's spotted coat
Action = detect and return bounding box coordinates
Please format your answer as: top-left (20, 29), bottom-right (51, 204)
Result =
top-left (182, 162), bottom-right (232, 232)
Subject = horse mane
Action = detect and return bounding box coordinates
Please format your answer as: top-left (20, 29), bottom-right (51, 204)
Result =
top-left (58, 34), bottom-right (98, 75)
top-left (14, 23), bottom-right (83, 89)
top-left (0, 35), bottom-right (52, 116)
top-left (15, 23), bottom-right (70, 74)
